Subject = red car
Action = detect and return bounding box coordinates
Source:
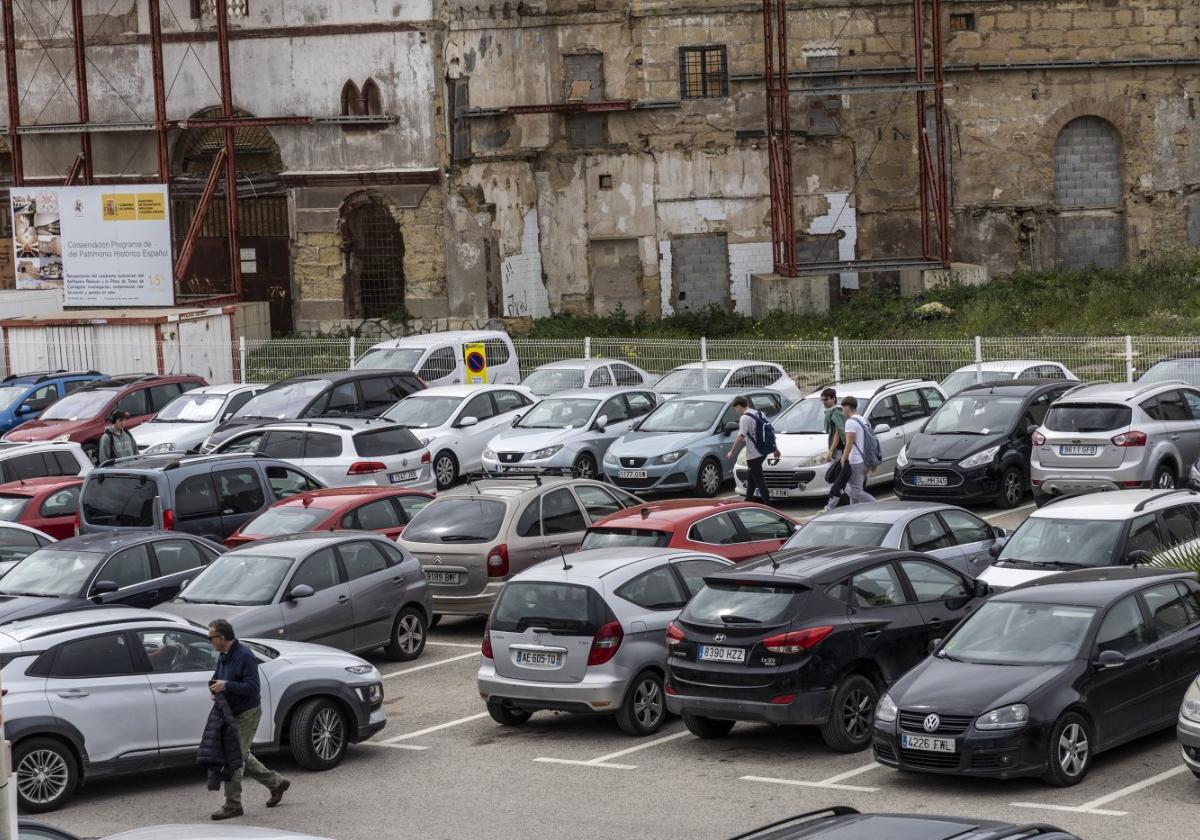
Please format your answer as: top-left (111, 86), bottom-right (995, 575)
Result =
top-left (0, 476), bottom-right (84, 539)
top-left (579, 499), bottom-right (798, 562)
top-left (225, 486), bottom-right (436, 548)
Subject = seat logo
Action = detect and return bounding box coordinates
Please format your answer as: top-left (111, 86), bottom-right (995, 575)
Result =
top-left (713, 633), bottom-right (727, 642)
top-left (433, 555), bottom-right (442, 564)
top-left (923, 713), bottom-right (940, 732)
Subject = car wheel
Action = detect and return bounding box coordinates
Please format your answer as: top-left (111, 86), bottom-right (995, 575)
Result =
top-left (434, 450), bottom-right (459, 490)
top-left (14, 737), bottom-right (79, 813)
top-left (573, 452), bottom-right (597, 480)
top-left (615, 670), bottom-right (666, 736)
top-left (819, 674), bottom-right (879, 752)
top-left (487, 699), bottom-right (532, 726)
top-left (682, 712), bottom-right (735, 739)
top-left (1042, 711), bottom-right (1092, 787)
top-left (995, 466), bottom-right (1025, 509)
top-left (384, 607), bottom-right (427, 662)
top-left (289, 698), bottom-right (349, 771)
top-left (1153, 462), bottom-right (1177, 490)
top-left (82, 443), bottom-right (99, 465)
top-left (696, 458), bottom-right (722, 498)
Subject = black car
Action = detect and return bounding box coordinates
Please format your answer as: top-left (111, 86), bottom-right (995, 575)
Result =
top-left (665, 546), bottom-right (986, 752)
top-left (895, 380), bottom-right (1077, 508)
top-left (874, 567), bottom-right (1200, 786)
top-left (204, 369), bottom-right (425, 450)
top-left (728, 807), bottom-right (1080, 840)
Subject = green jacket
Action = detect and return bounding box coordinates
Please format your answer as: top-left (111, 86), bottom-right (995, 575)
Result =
top-left (824, 406), bottom-right (846, 449)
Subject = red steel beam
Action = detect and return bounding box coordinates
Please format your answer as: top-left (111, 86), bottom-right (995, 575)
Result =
top-left (215, 0), bottom-right (242, 301)
top-left (913, 0), bottom-right (931, 260)
top-left (69, 0), bottom-right (92, 183)
top-left (2, 0), bottom-right (24, 186)
top-left (147, 0), bottom-right (169, 183)
top-left (764, 0), bottom-right (797, 277)
top-left (174, 147), bottom-right (227, 282)
top-left (175, 115), bottom-right (314, 129)
top-left (64, 153), bottom-right (84, 185)
top-left (931, 0), bottom-right (951, 264)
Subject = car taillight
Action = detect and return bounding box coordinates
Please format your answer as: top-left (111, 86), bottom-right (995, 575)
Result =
top-left (762, 625), bottom-right (833, 654)
top-left (1111, 430), bottom-right (1147, 447)
top-left (666, 621), bottom-right (685, 645)
top-left (1032, 431), bottom-right (1045, 446)
top-left (588, 620), bottom-right (623, 666)
top-left (348, 461), bottom-right (388, 475)
top-left (72, 513), bottom-right (80, 537)
top-left (421, 451), bottom-right (431, 464)
top-left (481, 620), bottom-right (493, 659)
top-left (486, 544), bottom-right (509, 577)
top-left (162, 509), bottom-right (175, 530)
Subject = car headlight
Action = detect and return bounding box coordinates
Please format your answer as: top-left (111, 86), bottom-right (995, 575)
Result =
top-left (976, 703), bottom-right (1029, 730)
top-left (896, 445), bottom-right (909, 468)
top-left (875, 692), bottom-right (898, 723)
top-left (483, 447), bottom-right (496, 459)
top-left (604, 450), bottom-right (618, 465)
top-left (800, 452), bottom-right (827, 467)
top-left (658, 449), bottom-right (686, 465)
top-left (529, 445), bottom-right (563, 460)
top-left (958, 444), bottom-right (1001, 469)
top-left (1182, 680), bottom-right (1200, 723)
top-left (145, 442), bottom-right (176, 454)
top-left (345, 664), bottom-right (374, 674)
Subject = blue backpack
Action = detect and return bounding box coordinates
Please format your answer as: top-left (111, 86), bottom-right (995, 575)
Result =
top-left (750, 409), bottom-right (777, 455)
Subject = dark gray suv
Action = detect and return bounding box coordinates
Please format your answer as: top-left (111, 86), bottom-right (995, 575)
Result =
top-left (78, 453), bottom-right (325, 542)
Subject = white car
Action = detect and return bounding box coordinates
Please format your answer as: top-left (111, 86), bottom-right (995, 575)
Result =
top-left (941, 360), bottom-right (1077, 396)
top-left (0, 522), bottom-right (53, 575)
top-left (733, 379), bottom-right (946, 500)
top-left (136, 383), bottom-right (266, 455)
top-left (653, 360), bottom-right (802, 403)
top-left (352, 329), bottom-right (521, 386)
top-left (0, 440), bottom-right (91, 482)
top-left (521, 358), bottom-right (655, 396)
top-left (381, 384), bottom-right (535, 489)
top-left (212, 418), bottom-right (435, 490)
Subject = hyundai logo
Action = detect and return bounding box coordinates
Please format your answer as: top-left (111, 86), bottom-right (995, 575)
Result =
top-left (713, 633), bottom-right (727, 642)
top-left (923, 713), bottom-right (941, 733)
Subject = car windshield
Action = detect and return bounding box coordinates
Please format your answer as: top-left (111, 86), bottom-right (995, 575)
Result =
top-left (0, 495), bottom-right (30, 521)
top-left (1140, 358), bottom-right (1200, 386)
top-left (639, 399), bottom-right (722, 433)
top-left (0, 549), bottom-right (104, 597)
top-left (40, 389), bottom-right (116, 421)
top-left (941, 600), bottom-right (1096, 665)
top-left (997, 517), bottom-right (1123, 567)
top-left (152, 392), bottom-right (226, 423)
top-left (522, 368), bottom-right (585, 395)
top-left (941, 371), bottom-right (1014, 395)
top-left (580, 528), bottom-right (672, 550)
top-left (239, 505), bottom-right (331, 537)
top-left (353, 347), bottom-right (427, 371)
top-left (402, 498), bottom-right (507, 543)
top-left (383, 396), bottom-right (462, 428)
top-left (681, 582), bottom-right (805, 626)
top-left (0, 387), bottom-right (27, 413)
top-left (516, 398), bottom-right (598, 430)
top-left (925, 395), bottom-right (1023, 435)
top-left (179, 554), bottom-right (293, 606)
top-left (784, 521), bottom-right (891, 549)
top-left (653, 368), bottom-right (729, 393)
top-left (775, 397), bottom-right (825, 434)
top-left (1043, 403), bottom-right (1131, 433)
top-left (235, 380), bottom-right (326, 419)
top-left (81, 475), bottom-right (158, 527)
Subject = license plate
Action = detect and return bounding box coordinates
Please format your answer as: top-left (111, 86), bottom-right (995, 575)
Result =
top-left (698, 645), bottom-right (746, 663)
top-left (619, 469), bottom-right (648, 479)
top-left (1059, 445), bottom-right (1097, 456)
top-left (901, 734), bottom-right (956, 753)
top-left (515, 650), bottom-right (562, 668)
top-left (911, 475), bottom-right (949, 486)
top-left (769, 488), bottom-right (791, 497)
top-left (390, 470), bottom-right (418, 483)
top-left (423, 570), bottom-right (460, 584)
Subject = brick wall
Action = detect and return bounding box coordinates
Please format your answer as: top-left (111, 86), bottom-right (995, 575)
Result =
top-left (1054, 117), bottom-right (1122, 208)
top-left (671, 234), bottom-right (730, 313)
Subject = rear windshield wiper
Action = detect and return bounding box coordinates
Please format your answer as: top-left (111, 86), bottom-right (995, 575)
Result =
top-left (718, 614), bottom-right (762, 624)
top-left (439, 535), bottom-right (490, 542)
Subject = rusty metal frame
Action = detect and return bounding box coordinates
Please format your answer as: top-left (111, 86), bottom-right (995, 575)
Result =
top-left (2, 0), bottom-right (23, 186)
top-left (68, 0), bottom-right (92, 184)
top-left (214, 0), bottom-right (242, 302)
top-left (763, 0), bottom-right (796, 277)
top-left (174, 146), bottom-right (227, 282)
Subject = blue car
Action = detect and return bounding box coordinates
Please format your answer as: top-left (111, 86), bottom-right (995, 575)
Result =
top-left (0, 370), bottom-right (106, 433)
top-left (602, 390), bottom-right (785, 497)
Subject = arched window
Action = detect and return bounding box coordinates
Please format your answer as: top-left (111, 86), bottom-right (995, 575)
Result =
top-left (362, 79), bottom-right (383, 116)
top-left (1053, 116), bottom-right (1124, 269)
top-left (341, 80), bottom-right (361, 117)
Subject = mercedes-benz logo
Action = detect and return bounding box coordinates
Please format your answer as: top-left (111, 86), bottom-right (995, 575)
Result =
top-left (713, 633), bottom-right (727, 642)
top-left (433, 555), bottom-right (443, 564)
top-left (533, 634), bottom-right (543, 645)
top-left (923, 713), bottom-right (941, 733)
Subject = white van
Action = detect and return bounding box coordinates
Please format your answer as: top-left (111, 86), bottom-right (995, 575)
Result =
top-left (352, 330), bottom-right (521, 386)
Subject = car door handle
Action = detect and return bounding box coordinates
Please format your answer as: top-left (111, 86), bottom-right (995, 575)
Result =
top-left (861, 630), bottom-right (882, 639)
top-left (1148, 657), bottom-right (1161, 667)
top-left (391, 576), bottom-right (403, 585)
top-left (56, 689), bottom-right (89, 698)
top-left (338, 595), bottom-right (350, 604)
top-left (155, 684), bottom-right (186, 694)
top-left (1170, 434), bottom-right (1180, 440)
top-left (926, 618), bottom-right (944, 626)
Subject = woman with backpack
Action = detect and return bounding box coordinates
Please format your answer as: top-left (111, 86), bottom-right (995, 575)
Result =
top-left (836, 395), bottom-right (877, 507)
top-left (728, 396), bottom-right (781, 506)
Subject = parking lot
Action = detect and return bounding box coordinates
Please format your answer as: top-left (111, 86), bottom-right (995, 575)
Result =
top-left (40, 494), bottom-right (1198, 840)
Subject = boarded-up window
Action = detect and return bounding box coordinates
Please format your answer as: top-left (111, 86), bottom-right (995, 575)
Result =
top-left (450, 78), bottom-right (471, 162)
top-left (564, 54), bottom-right (607, 148)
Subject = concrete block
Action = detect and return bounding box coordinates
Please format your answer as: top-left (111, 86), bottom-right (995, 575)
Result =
top-left (899, 262), bottom-right (990, 298)
top-left (750, 273), bottom-right (834, 317)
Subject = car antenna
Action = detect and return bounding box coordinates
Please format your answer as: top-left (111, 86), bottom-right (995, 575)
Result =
top-left (553, 541), bottom-right (572, 571)
top-left (640, 507), bottom-right (650, 519)
top-left (765, 547), bottom-right (780, 572)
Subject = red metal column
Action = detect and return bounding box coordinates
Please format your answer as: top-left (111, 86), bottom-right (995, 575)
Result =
top-left (175, 147), bottom-right (228, 282)
top-left (2, 0), bottom-right (24, 186)
top-left (147, 0), bottom-right (169, 183)
top-left (913, 0), bottom-right (931, 259)
top-left (215, 0), bottom-right (242, 300)
top-left (69, 0), bottom-right (92, 183)
top-left (764, 0), bottom-right (797, 277)
top-left (931, 0), bottom-right (951, 264)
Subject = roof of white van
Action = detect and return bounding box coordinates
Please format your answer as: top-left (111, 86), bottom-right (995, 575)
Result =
top-left (950, 360), bottom-right (1058, 373)
top-left (366, 330), bottom-right (510, 349)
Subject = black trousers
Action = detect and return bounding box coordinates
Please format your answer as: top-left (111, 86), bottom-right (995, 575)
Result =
top-left (744, 455), bottom-right (771, 505)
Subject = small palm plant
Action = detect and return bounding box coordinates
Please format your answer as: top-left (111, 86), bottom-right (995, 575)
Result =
top-left (1149, 545), bottom-right (1200, 575)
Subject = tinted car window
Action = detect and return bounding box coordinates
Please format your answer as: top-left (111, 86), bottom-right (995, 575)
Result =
top-left (616, 566), bottom-right (686, 610)
top-left (868, 397), bottom-right (899, 428)
top-left (304, 432), bottom-right (343, 458)
top-left (939, 509), bottom-right (991, 545)
top-left (1174, 581), bottom-right (1200, 625)
top-left (613, 364), bottom-right (643, 386)
top-left (682, 582), bottom-right (804, 625)
top-left (734, 509), bottom-right (794, 541)
top-left (903, 513), bottom-right (955, 552)
top-left (599, 396), bottom-right (629, 424)
top-left (1143, 582), bottom-right (1196, 638)
top-left (1183, 390), bottom-right (1200, 419)
top-left (1044, 403), bottom-right (1131, 432)
top-left (493, 390), bottom-right (529, 414)
top-left (786, 521), bottom-right (890, 549)
top-left (290, 548), bottom-right (342, 592)
top-left (359, 377), bottom-right (404, 412)
top-left (515, 501), bottom-right (541, 538)
top-left (894, 389), bottom-right (926, 423)
top-left (690, 513), bottom-right (741, 545)
top-left (115, 389), bottom-right (150, 417)
top-left (920, 387), bottom-right (944, 412)
top-left (850, 564), bottom-right (905, 608)
top-left (749, 393), bottom-right (781, 417)
top-left (266, 466), bottom-right (320, 500)
top-left (1162, 504), bottom-right (1200, 546)
top-left (403, 498), bottom-right (507, 544)
top-left (352, 499), bottom-right (402, 531)
top-left (82, 475), bottom-right (157, 527)
top-left (0, 527), bottom-right (42, 564)
top-left (224, 390), bottom-right (255, 418)
top-left (153, 539), bottom-right (208, 576)
top-left (323, 382), bottom-right (359, 415)
top-left (589, 366), bottom-right (613, 387)
top-left (354, 427), bottom-right (422, 457)
top-left (39, 485), bottom-right (80, 518)
top-left (51, 633), bottom-right (137, 678)
top-left (55, 451), bottom-right (82, 475)
top-left (7, 453), bottom-right (54, 481)
top-left (492, 582), bottom-right (602, 634)
top-left (261, 430), bottom-right (305, 460)
top-left (175, 474), bottom-right (219, 519)
top-left (461, 392), bottom-right (496, 423)
top-left (574, 485), bottom-right (626, 521)
top-left (1126, 513), bottom-right (1164, 555)
top-left (899, 560), bottom-right (970, 602)
top-left (63, 378), bottom-right (92, 394)
top-left (626, 392), bottom-right (655, 417)
top-left (1096, 595), bottom-right (1152, 655)
top-left (221, 431), bottom-right (265, 454)
top-left (214, 468), bottom-right (266, 515)
top-left (674, 558), bottom-right (728, 597)
top-left (339, 541), bottom-right (390, 581)
top-left (99, 544), bottom-right (152, 589)
top-left (542, 489), bottom-right (586, 535)
top-left (149, 383), bottom-right (182, 412)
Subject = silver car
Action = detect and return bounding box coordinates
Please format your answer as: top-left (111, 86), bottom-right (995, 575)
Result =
top-left (19, 827), bottom-right (336, 840)
top-left (481, 387), bottom-right (658, 479)
top-left (156, 532), bottom-right (432, 662)
top-left (521, 358), bottom-right (655, 396)
top-left (478, 547), bottom-right (732, 736)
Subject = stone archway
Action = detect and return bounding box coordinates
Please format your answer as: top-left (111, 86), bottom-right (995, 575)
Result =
top-left (1053, 116), bottom-right (1125, 269)
top-left (339, 190), bottom-right (407, 320)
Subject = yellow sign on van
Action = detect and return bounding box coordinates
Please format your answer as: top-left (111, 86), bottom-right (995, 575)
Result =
top-left (464, 342), bottom-right (488, 384)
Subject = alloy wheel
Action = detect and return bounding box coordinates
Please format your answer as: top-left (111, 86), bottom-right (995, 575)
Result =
top-left (17, 749), bottom-right (69, 805)
top-left (633, 678), bottom-right (664, 729)
top-left (312, 707), bottom-right (346, 762)
top-left (1156, 470), bottom-right (1176, 489)
top-left (841, 688), bottom-right (874, 741)
top-left (1003, 470), bottom-right (1023, 505)
top-left (700, 464), bottom-right (720, 495)
top-left (574, 457), bottom-right (595, 479)
top-left (396, 613), bottom-right (424, 654)
top-left (1057, 722), bottom-right (1089, 777)
top-left (435, 455), bottom-right (456, 488)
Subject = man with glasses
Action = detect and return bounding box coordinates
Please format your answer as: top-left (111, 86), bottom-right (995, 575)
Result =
top-left (207, 618), bottom-right (290, 820)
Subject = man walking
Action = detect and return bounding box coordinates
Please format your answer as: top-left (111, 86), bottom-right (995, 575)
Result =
top-left (207, 619), bottom-right (290, 821)
top-left (821, 388), bottom-right (850, 510)
top-left (836, 396), bottom-right (877, 507)
top-left (97, 410), bottom-right (137, 463)
top-left (728, 396), bottom-right (781, 505)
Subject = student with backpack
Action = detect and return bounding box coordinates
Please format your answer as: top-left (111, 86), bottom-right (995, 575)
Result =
top-left (728, 396), bottom-right (782, 506)
top-left (836, 395), bottom-right (880, 507)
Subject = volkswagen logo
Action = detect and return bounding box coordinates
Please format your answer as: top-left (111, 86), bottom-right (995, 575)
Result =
top-left (923, 713), bottom-right (941, 733)
top-left (433, 555), bottom-right (443, 565)
top-left (713, 633), bottom-right (727, 642)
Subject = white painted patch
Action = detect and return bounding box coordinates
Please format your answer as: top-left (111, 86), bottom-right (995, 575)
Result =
top-left (502, 208), bottom-right (551, 318)
top-left (728, 241), bottom-right (774, 314)
top-left (658, 240), bottom-right (674, 316)
top-left (456, 242), bottom-right (481, 269)
top-left (808, 191), bottom-right (859, 289)
top-left (693, 199), bottom-right (727, 221)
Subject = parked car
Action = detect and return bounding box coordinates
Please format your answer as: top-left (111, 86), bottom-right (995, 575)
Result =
top-left (0, 476), bottom-right (83, 539)
top-left (397, 475), bottom-right (643, 618)
top-left (653, 361), bottom-right (802, 403)
top-left (211, 419), bottom-right (433, 490)
top-left (726, 807), bottom-right (1080, 840)
top-left (225, 486), bottom-right (434, 548)
top-left (79, 453), bottom-right (325, 541)
top-left (0, 370), bottom-right (106, 433)
top-left (1180, 671), bottom-right (1200, 779)
top-left (156, 532), bottom-right (432, 662)
top-left (18, 824), bottom-right (337, 840)
top-left (940, 360), bottom-right (1077, 396)
top-left (784, 501), bottom-right (1004, 578)
top-left (482, 388), bottom-right (658, 480)
top-left (874, 567), bottom-right (1200, 786)
top-left (135, 383), bottom-right (266, 454)
top-left (0, 441), bottom-right (91, 482)
top-left (1030, 380), bottom-right (1200, 501)
top-left (520, 358), bottom-right (655, 396)
top-left (734, 380), bottom-right (945, 501)
top-left (381, 384), bottom-right (534, 489)
top-left (895, 379), bottom-right (1077, 508)
top-left (353, 329), bottom-right (520, 386)
top-left (202, 370), bottom-right (425, 451)
top-left (604, 390), bottom-right (785, 497)
top-left (0, 522), bottom-right (54, 575)
top-left (2, 374), bottom-right (207, 463)
top-left (979, 488), bottom-right (1200, 591)
top-left (0, 531), bottom-right (221, 623)
top-left (479, 547), bottom-right (732, 735)
top-left (3, 609), bottom-right (386, 811)
top-left (665, 546), bottom-right (986, 751)
top-left (1139, 352), bottom-right (1200, 387)
top-left (581, 500), bottom-right (797, 562)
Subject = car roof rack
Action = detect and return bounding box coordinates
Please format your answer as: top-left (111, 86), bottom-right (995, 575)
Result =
top-left (871, 378), bottom-right (924, 395)
top-left (1061, 379), bottom-right (1110, 396)
top-left (1039, 486), bottom-right (1115, 508)
top-left (975, 825), bottom-right (1081, 840)
top-left (727, 807), bottom-right (860, 840)
top-left (1126, 379), bottom-right (1188, 400)
top-left (1132, 488), bottom-right (1197, 512)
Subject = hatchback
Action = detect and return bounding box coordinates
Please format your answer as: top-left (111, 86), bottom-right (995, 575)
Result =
top-left (666, 546), bottom-right (985, 751)
top-left (727, 807), bottom-right (1079, 840)
top-left (0, 522), bottom-right (54, 574)
top-left (874, 568), bottom-right (1200, 786)
top-left (0, 370), bottom-right (105, 433)
top-left (225, 486), bottom-right (434, 547)
top-left (520, 358), bottom-right (655, 396)
top-left (0, 476), bottom-right (82, 539)
top-left (478, 548), bottom-right (732, 735)
top-left (653, 360), bottom-right (802, 403)
top-left (940, 360), bottom-right (1077, 397)
top-left (134, 383), bottom-right (266, 455)
top-left (353, 329), bottom-right (521, 386)
top-left (0, 441), bottom-right (91, 482)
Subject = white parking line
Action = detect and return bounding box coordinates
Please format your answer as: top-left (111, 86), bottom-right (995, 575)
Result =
top-left (534, 729), bottom-right (691, 770)
top-left (382, 651), bottom-right (478, 679)
top-left (1010, 765), bottom-right (1188, 817)
top-left (982, 502), bottom-right (1034, 522)
top-left (426, 641), bottom-right (482, 649)
top-left (382, 712), bottom-right (492, 744)
top-left (741, 761), bottom-right (883, 793)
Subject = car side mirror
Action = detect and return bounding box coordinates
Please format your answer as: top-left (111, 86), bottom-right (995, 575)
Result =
top-left (288, 584), bottom-right (315, 601)
top-left (90, 580), bottom-right (119, 601)
top-left (594, 414), bottom-right (608, 432)
top-left (973, 579), bottom-right (990, 598)
top-left (873, 423), bottom-right (891, 434)
top-left (991, 526), bottom-right (1006, 539)
top-left (723, 420), bottom-right (739, 434)
top-left (511, 413), bottom-right (522, 427)
top-left (1095, 649), bottom-right (1126, 669)
top-left (928, 638), bottom-right (944, 655)
top-left (457, 416), bottom-right (479, 428)
top-left (988, 541), bottom-right (1004, 558)
top-left (1126, 549), bottom-right (1152, 567)
top-left (17, 403), bottom-right (35, 415)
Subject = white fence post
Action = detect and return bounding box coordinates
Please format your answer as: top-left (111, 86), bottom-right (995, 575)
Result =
top-left (584, 337), bottom-right (591, 359)
top-left (238, 336), bottom-right (246, 385)
top-left (1125, 335), bottom-right (1134, 383)
top-left (700, 337), bottom-right (708, 383)
top-left (349, 336), bottom-right (357, 369)
top-left (974, 335), bottom-right (983, 383)
top-left (832, 336), bottom-right (841, 384)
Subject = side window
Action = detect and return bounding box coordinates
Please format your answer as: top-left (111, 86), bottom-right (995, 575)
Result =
top-left (1157, 389), bottom-right (1190, 421)
top-left (1175, 581), bottom-right (1200, 625)
top-left (62, 378), bottom-right (91, 395)
top-left (483, 338), bottom-right (511, 366)
top-left (338, 541), bottom-right (390, 581)
top-left (717, 404), bottom-right (739, 430)
top-left (0, 527), bottom-right (42, 563)
top-left (607, 487), bottom-right (642, 509)
top-left (7, 453), bottom-right (49, 480)
top-left (352, 498), bottom-right (402, 531)
top-left (598, 396), bottom-right (630, 424)
top-left (460, 392), bottom-right (496, 423)
top-left (152, 539), bottom-right (208, 576)
top-left (1095, 595), bottom-right (1152, 655)
top-left (516, 501), bottom-right (541, 537)
top-left (115, 389), bottom-right (149, 417)
top-left (613, 364), bottom-right (643, 386)
top-left (899, 559), bottom-right (970, 602)
top-left (868, 397), bottom-right (899, 429)
top-left (750, 393), bottom-right (781, 417)
top-left (50, 633), bottom-right (137, 678)
top-left (625, 392), bottom-right (655, 418)
top-left (616, 566), bottom-right (687, 610)
top-left (492, 390), bottom-right (529, 414)
top-left (1027, 392), bottom-right (1054, 425)
top-left (902, 513), bottom-right (955, 552)
top-left (139, 629), bottom-right (218, 674)
top-left (289, 548), bottom-right (342, 593)
top-left (267, 466), bottom-right (320, 500)
top-left (938, 510), bottom-right (992, 545)
top-left (220, 431), bottom-right (266, 454)
top-left (54, 451), bottom-right (82, 475)
top-left (850, 564), bottom-right (906, 608)
top-left (1161, 504), bottom-right (1199, 546)
top-left (1126, 513), bottom-right (1165, 555)
top-left (21, 383), bottom-right (57, 412)
top-left (323, 382), bottom-right (359, 415)
top-left (418, 346), bottom-right (456, 381)
top-left (589, 366), bottom-right (613, 387)
top-left (919, 387), bottom-right (944, 413)
top-left (149, 383), bottom-right (182, 412)
top-left (260, 430), bottom-right (305, 460)
top-left (733, 508), bottom-right (795, 541)
top-left (223, 390), bottom-right (255, 419)
top-left (894, 389), bottom-right (926, 423)
top-left (359, 376), bottom-right (404, 412)
top-left (673, 558), bottom-right (728, 597)
top-left (396, 494), bottom-right (431, 522)
top-left (304, 432), bottom-right (343, 459)
top-left (1183, 390), bottom-right (1200, 419)
top-left (689, 513), bottom-right (742, 545)
top-left (1140, 395), bottom-right (1163, 421)
top-left (541, 489), bottom-right (587, 535)
top-left (725, 366), bottom-right (757, 388)
top-left (575, 485), bottom-right (626, 522)
top-left (213, 468), bottom-right (266, 515)
top-left (98, 544), bottom-right (153, 589)
top-left (39, 485), bottom-right (80, 518)
top-left (1142, 582), bottom-right (1196, 638)
top-left (173, 474), bottom-right (219, 520)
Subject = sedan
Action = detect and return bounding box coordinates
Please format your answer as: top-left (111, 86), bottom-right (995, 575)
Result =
top-left (225, 487), bottom-right (434, 547)
top-left (157, 532), bottom-right (433, 662)
top-left (653, 361), bottom-right (802, 403)
top-left (520, 358), bottom-right (655, 396)
top-left (0, 476), bottom-right (83, 539)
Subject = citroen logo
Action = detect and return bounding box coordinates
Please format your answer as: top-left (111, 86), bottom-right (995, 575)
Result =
top-left (923, 713), bottom-right (940, 733)
top-left (713, 633), bottom-right (727, 642)
top-left (433, 555), bottom-right (443, 564)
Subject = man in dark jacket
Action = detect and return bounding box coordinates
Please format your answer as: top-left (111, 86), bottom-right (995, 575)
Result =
top-left (207, 618), bottom-right (290, 821)
top-left (197, 693), bottom-right (243, 791)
